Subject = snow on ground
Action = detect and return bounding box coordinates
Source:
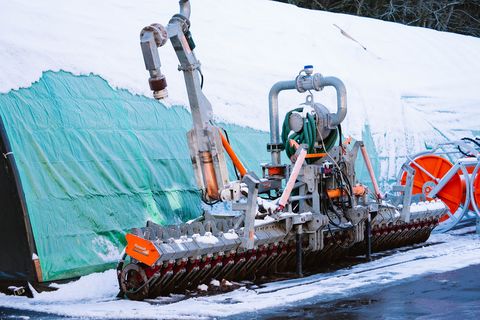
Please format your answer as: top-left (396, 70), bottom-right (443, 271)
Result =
top-left (0, 229), bottom-right (479, 319)
top-left (1, 0), bottom-right (480, 182)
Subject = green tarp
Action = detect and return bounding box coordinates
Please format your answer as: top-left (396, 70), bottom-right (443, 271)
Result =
top-left (0, 71), bottom-right (270, 281)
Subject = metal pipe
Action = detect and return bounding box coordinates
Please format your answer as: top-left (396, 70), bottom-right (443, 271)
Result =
top-left (140, 24), bottom-right (168, 99)
top-left (477, 216), bottom-right (480, 235)
top-left (360, 144), bottom-right (382, 200)
top-left (268, 80), bottom-right (296, 165)
top-left (320, 76), bottom-right (347, 128)
top-left (278, 148), bottom-right (307, 209)
top-left (289, 195), bottom-right (313, 202)
top-left (179, 0), bottom-right (191, 19)
top-left (295, 225), bottom-right (303, 277)
top-left (364, 213), bottom-right (372, 261)
top-left (294, 74), bottom-right (347, 129)
top-left (470, 160), bottom-right (480, 217)
top-left (267, 73), bottom-right (347, 165)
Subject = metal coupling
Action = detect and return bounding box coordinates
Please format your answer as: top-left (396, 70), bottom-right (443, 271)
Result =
top-left (152, 81), bottom-right (168, 100)
top-left (170, 14), bottom-right (190, 34)
top-left (140, 23), bottom-right (168, 47)
top-left (295, 72), bottom-right (323, 93)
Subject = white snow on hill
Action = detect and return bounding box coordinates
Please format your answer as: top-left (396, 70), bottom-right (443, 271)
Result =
top-left (0, 0), bottom-right (479, 179)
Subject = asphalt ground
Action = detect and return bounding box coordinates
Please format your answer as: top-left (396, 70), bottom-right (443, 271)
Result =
top-left (1, 260), bottom-right (479, 319)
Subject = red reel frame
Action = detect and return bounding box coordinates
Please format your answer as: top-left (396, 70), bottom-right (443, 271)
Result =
top-left (401, 155), bottom-right (465, 222)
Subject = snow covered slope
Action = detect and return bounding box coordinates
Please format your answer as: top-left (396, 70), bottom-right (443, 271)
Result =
top-left (1, 0), bottom-right (479, 184)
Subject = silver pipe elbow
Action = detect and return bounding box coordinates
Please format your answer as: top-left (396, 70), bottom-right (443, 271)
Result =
top-left (179, 0), bottom-right (191, 19)
top-left (268, 80), bottom-right (296, 165)
top-left (320, 76), bottom-right (347, 128)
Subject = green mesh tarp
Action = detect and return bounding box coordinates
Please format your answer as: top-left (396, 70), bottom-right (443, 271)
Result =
top-left (0, 71), bottom-right (270, 281)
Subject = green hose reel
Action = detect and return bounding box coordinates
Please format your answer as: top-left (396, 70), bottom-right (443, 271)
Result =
top-left (281, 107), bottom-right (338, 159)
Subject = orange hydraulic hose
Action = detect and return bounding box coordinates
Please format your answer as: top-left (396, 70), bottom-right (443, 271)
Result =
top-left (360, 144), bottom-right (383, 199)
top-left (218, 130), bottom-right (248, 177)
top-left (327, 189), bottom-right (342, 198)
top-left (352, 184), bottom-right (367, 196)
top-left (327, 185), bottom-right (366, 199)
top-left (290, 140), bottom-right (326, 159)
top-left (306, 153), bottom-right (327, 159)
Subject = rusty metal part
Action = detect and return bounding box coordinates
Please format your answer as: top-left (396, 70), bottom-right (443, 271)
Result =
top-left (120, 263), bottom-right (150, 301)
top-left (200, 151), bottom-right (220, 200)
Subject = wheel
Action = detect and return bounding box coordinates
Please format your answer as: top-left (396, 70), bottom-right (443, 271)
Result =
top-left (120, 263), bottom-right (150, 301)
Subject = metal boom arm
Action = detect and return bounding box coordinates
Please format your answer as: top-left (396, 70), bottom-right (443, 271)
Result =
top-left (140, 0), bottom-right (228, 200)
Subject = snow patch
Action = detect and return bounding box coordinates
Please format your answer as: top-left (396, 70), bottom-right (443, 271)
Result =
top-left (197, 284), bottom-right (208, 291)
top-left (91, 237), bottom-right (121, 262)
top-left (173, 235), bottom-right (193, 244)
top-left (192, 232), bottom-right (219, 245)
top-left (210, 279), bottom-right (220, 287)
top-left (223, 230), bottom-right (239, 240)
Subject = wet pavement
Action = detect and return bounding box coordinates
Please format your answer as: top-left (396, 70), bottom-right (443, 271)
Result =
top-left (1, 264), bottom-right (479, 319)
top-left (261, 264), bottom-right (480, 320)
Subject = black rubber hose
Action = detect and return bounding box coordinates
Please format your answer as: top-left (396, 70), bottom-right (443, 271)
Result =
top-left (457, 137), bottom-right (480, 157)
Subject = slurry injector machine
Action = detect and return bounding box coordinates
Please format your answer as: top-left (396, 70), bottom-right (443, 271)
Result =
top-left (117, 0), bottom-right (446, 300)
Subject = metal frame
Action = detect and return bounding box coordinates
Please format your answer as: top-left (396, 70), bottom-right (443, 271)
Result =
top-left (398, 140), bottom-right (480, 233)
top-left (0, 116), bottom-right (41, 282)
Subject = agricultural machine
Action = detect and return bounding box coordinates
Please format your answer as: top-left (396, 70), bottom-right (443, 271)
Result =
top-left (117, 0), bottom-right (479, 300)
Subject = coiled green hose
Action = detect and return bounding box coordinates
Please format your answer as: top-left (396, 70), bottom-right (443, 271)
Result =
top-left (281, 107), bottom-right (338, 159)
